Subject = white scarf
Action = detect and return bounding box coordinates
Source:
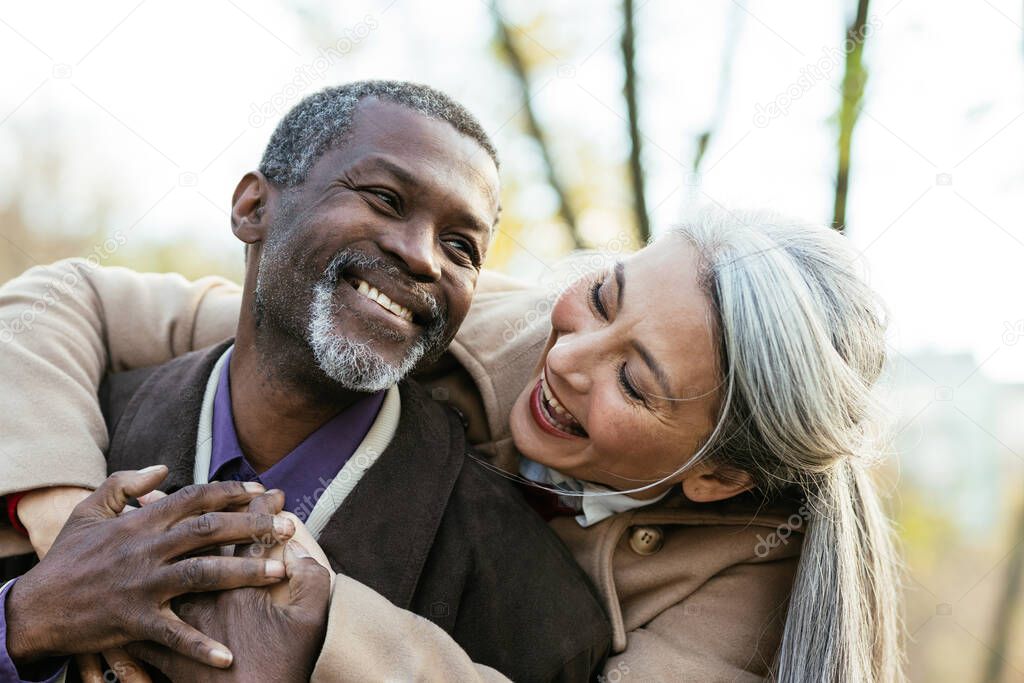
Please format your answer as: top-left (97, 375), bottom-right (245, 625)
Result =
top-left (519, 458), bottom-right (669, 527)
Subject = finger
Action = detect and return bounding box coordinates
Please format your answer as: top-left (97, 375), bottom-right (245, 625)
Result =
top-left (246, 489), bottom-right (286, 515)
top-left (75, 652), bottom-right (105, 683)
top-left (140, 480), bottom-right (266, 524)
top-left (75, 466), bottom-right (169, 519)
top-left (283, 540), bottom-right (332, 614)
top-left (221, 487), bottom-right (283, 514)
top-left (124, 641), bottom-right (174, 675)
top-left (160, 555), bottom-right (287, 597)
top-left (159, 511), bottom-right (294, 558)
top-left (141, 613), bottom-right (233, 669)
top-left (137, 490), bottom-right (168, 507)
top-left (282, 512), bottom-right (332, 571)
top-left (103, 648), bottom-right (152, 683)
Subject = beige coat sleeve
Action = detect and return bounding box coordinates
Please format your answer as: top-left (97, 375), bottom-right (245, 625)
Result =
top-left (0, 258), bottom-right (240, 496)
top-left (312, 575), bottom-right (509, 682)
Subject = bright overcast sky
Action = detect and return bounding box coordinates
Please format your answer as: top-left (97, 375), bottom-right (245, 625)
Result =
top-left (1, 0), bottom-right (1022, 381)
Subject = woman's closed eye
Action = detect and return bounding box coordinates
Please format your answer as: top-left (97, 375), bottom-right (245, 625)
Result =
top-left (619, 363), bottom-right (646, 405)
top-left (588, 275), bottom-right (648, 406)
top-left (589, 277), bottom-right (608, 319)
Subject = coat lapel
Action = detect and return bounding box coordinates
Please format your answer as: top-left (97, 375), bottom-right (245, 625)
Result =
top-left (106, 348), bottom-right (467, 612)
top-left (315, 380), bottom-right (467, 610)
top-left (105, 341), bottom-right (232, 493)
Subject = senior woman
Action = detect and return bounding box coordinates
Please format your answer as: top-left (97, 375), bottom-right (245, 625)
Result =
top-left (0, 210), bottom-right (904, 682)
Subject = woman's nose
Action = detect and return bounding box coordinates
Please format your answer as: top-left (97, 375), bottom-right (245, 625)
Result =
top-left (545, 336), bottom-right (592, 395)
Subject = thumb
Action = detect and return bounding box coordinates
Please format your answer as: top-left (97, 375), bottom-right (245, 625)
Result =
top-left (78, 466), bottom-right (169, 519)
top-left (283, 540), bottom-right (332, 615)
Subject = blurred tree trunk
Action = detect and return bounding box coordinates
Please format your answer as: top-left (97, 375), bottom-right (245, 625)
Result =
top-left (979, 501), bottom-right (1024, 683)
top-left (832, 0), bottom-right (871, 232)
top-left (620, 0), bottom-right (650, 244)
top-left (489, 2), bottom-right (584, 248)
top-left (691, 1), bottom-right (744, 174)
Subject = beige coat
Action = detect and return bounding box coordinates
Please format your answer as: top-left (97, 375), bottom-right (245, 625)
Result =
top-left (0, 260), bottom-right (802, 682)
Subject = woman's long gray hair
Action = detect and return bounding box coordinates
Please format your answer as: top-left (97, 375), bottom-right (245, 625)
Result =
top-left (669, 209), bottom-right (904, 683)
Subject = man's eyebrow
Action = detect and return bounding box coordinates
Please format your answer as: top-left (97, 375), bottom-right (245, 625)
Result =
top-left (452, 209), bottom-right (491, 238)
top-left (618, 261), bottom-right (673, 400)
top-left (353, 156), bottom-right (421, 188)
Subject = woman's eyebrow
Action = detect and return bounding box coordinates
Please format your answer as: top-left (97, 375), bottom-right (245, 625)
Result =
top-left (632, 340), bottom-right (673, 400)
top-left (614, 261), bottom-right (625, 308)
top-left (617, 261), bottom-right (674, 399)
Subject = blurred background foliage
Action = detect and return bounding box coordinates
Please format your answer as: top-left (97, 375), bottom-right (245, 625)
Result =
top-left (1, 1), bottom-right (1023, 680)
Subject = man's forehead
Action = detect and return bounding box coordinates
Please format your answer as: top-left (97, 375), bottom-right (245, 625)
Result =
top-left (318, 105), bottom-right (501, 211)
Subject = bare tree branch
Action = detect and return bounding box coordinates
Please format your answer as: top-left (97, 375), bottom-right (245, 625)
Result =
top-left (489, 2), bottom-right (584, 248)
top-left (832, 0), bottom-right (871, 232)
top-left (620, 0), bottom-right (650, 244)
top-left (691, 2), bottom-right (745, 173)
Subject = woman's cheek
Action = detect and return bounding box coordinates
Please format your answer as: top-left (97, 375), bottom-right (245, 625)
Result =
top-left (587, 402), bottom-right (636, 462)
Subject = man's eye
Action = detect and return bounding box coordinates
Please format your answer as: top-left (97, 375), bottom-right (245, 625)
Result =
top-left (443, 237), bottom-right (478, 263)
top-left (369, 190), bottom-right (400, 211)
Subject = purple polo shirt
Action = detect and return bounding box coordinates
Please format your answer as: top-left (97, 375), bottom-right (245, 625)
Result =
top-left (208, 350), bottom-right (385, 521)
top-left (0, 350), bottom-right (384, 680)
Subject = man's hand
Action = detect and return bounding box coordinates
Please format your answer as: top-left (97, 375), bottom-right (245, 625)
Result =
top-left (5, 466), bottom-right (296, 668)
top-left (127, 540), bottom-right (332, 683)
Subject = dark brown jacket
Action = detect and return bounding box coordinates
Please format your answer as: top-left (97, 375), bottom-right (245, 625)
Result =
top-left (95, 341), bottom-right (611, 682)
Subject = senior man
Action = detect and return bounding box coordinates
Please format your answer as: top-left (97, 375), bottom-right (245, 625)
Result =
top-left (0, 81), bottom-right (609, 681)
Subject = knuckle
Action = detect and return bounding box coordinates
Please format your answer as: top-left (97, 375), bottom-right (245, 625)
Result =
top-left (178, 557), bottom-right (218, 589)
top-left (183, 483), bottom-right (216, 511)
top-left (191, 512), bottom-right (219, 538)
top-left (156, 619), bottom-right (184, 649)
top-left (107, 470), bottom-right (132, 491)
top-left (219, 480), bottom-right (247, 498)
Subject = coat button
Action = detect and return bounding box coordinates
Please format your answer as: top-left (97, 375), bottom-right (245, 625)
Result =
top-left (628, 525), bottom-right (664, 556)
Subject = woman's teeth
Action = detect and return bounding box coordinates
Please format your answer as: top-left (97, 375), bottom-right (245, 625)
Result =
top-left (541, 373), bottom-right (585, 435)
top-left (353, 279), bottom-right (413, 321)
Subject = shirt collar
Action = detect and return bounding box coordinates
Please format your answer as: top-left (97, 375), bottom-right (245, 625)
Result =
top-left (210, 348), bottom-right (386, 513)
top-left (518, 457), bottom-right (669, 527)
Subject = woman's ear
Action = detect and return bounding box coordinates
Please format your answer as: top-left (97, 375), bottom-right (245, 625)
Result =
top-left (679, 463), bottom-right (755, 503)
top-left (231, 171), bottom-right (273, 246)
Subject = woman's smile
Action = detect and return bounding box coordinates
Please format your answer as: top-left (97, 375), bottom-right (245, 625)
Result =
top-left (528, 369), bottom-right (587, 439)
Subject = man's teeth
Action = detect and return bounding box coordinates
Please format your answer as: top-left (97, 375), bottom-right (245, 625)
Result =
top-left (354, 279), bottom-right (413, 321)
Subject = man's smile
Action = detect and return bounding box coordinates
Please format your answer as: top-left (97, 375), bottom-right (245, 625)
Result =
top-left (349, 278), bottom-right (414, 322)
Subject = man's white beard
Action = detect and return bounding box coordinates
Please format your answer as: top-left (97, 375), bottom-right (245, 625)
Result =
top-left (307, 281), bottom-right (430, 392)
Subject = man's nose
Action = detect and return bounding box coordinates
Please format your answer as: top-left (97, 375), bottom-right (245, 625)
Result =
top-left (378, 223), bottom-right (443, 282)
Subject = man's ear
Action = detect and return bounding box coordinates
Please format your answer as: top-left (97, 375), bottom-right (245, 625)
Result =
top-left (679, 463), bottom-right (755, 503)
top-left (231, 171), bottom-right (274, 246)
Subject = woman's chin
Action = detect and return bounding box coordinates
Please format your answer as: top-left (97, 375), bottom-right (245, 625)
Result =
top-left (509, 388), bottom-right (585, 474)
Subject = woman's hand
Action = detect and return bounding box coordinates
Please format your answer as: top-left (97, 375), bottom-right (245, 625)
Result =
top-left (5, 467), bottom-right (296, 668)
top-left (15, 485), bottom-right (92, 558)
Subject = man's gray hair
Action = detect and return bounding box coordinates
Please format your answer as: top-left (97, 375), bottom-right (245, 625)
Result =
top-left (259, 80), bottom-right (499, 187)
